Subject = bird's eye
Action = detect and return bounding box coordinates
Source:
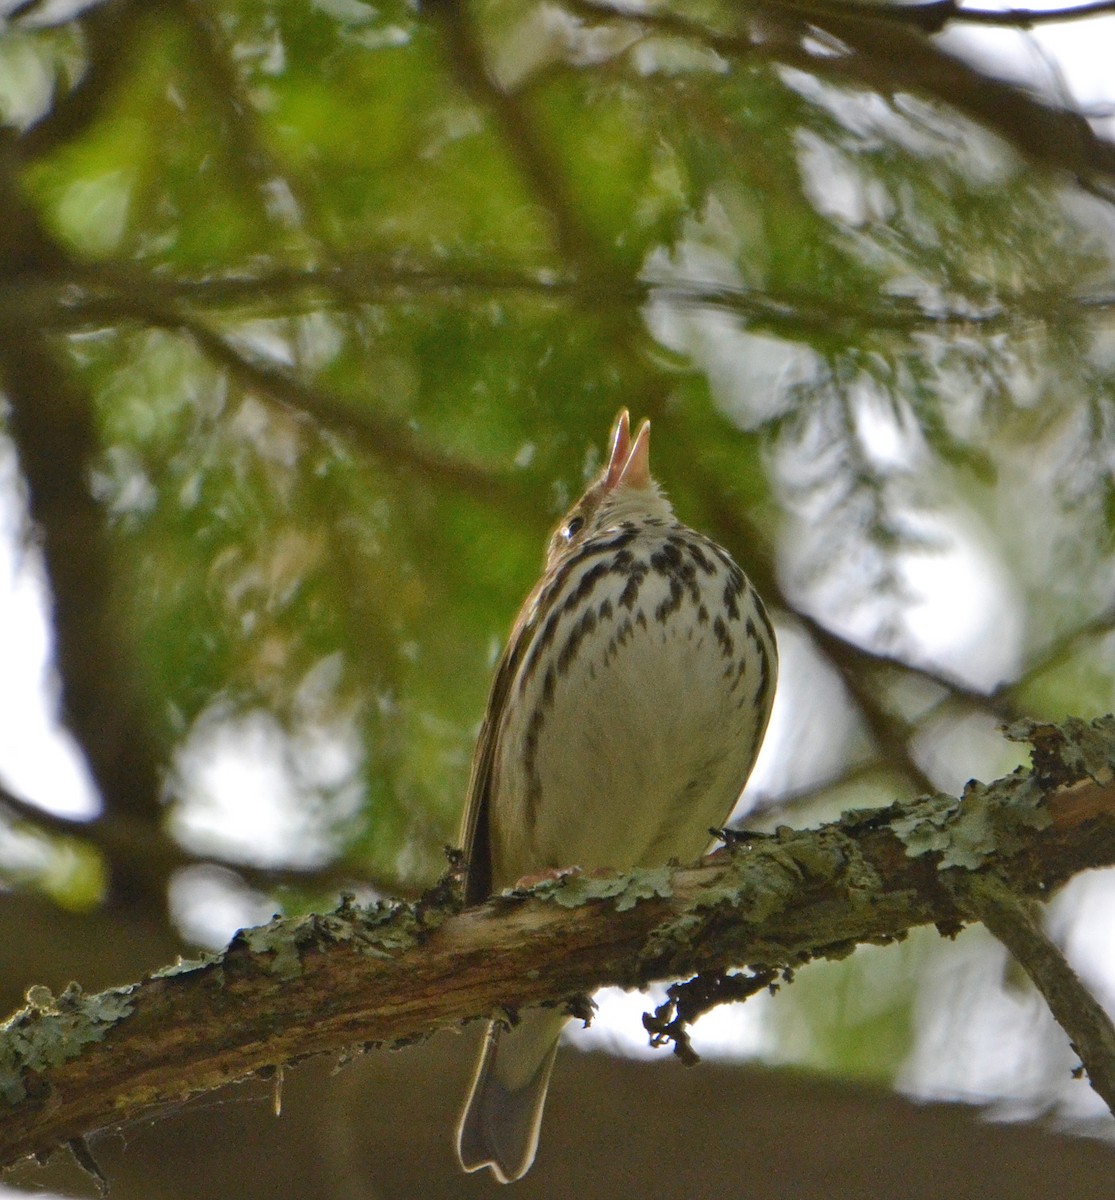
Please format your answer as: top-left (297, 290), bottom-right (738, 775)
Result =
top-left (564, 516), bottom-right (585, 540)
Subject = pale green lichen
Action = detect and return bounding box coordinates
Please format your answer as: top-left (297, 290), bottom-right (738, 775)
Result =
top-left (24, 985), bottom-right (54, 1012)
top-left (150, 954), bottom-right (217, 979)
top-left (775, 832), bottom-right (847, 882)
top-left (241, 921), bottom-right (307, 980)
top-left (0, 982), bottom-right (135, 1106)
top-left (640, 909), bottom-right (702, 957)
top-left (235, 894), bottom-right (443, 977)
top-left (538, 866), bottom-right (674, 912)
top-left (635, 839), bottom-right (812, 973)
top-left (890, 794), bottom-right (960, 858)
top-left (612, 867), bottom-right (674, 913)
top-left (938, 792), bottom-right (997, 871)
top-left (350, 901), bottom-right (427, 956)
top-left (893, 747), bottom-right (1055, 871)
top-left (1006, 715), bottom-right (1115, 785)
top-left (711, 839), bottom-right (810, 922)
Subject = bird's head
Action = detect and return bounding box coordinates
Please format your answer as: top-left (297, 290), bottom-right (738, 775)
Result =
top-left (544, 410), bottom-right (673, 569)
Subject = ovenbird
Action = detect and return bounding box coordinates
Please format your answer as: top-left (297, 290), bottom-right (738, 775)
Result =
top-left (456, 410), bottom-right (777, 1183)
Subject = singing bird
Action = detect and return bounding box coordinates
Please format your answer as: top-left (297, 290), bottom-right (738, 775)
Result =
top-left (456, 411), bottom-right (777, 1182)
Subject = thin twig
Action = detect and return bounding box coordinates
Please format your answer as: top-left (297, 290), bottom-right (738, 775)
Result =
top-left (71, 293), bottom-right (520, 505)
top-left (813, 0), bottom-right (1115, 28)
top-left (996, 604), bottom-right (1115, 704)
top-left (950, 871), bottom-right (1115, 1118)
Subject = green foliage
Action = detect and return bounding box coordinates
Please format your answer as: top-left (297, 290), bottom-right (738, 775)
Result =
top-left (770, 939), bottom-right (921, 1084)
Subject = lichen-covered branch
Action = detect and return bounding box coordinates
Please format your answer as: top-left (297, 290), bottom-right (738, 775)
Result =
top-left (1, 717), bottom-right (1115, 1170)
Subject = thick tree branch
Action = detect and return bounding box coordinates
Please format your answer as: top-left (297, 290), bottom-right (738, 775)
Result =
top-left (1, 717), bottom-right (1115, 1169)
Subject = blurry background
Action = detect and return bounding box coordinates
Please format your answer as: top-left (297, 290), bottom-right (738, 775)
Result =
top-left (2, 0), bottom-right (1115, 1195)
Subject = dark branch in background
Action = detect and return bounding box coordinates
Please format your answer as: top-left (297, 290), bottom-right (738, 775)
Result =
top-left (174, 0), bottom-right (293, 213)
top-left (784, 0), bottom-right (1115, 31)
top-left (0, 343), bottom-right (165, 911)
top-left (171, 0), bottom-right (346, 256)
top-left (568, 0), bottom-right (1115, 193)
top-left (1, 716), bottom-right (1114, 1170)
top-left (15, 259), bottom-right (1113, 343)
top-left (16, 0), bottom-right (159, 162)
top-left (790, 9), bottom-right (1115, 194)
top-left (798, 618), bottom-right (938, 794)
top-left (60, 289), bottom-right (522, 505)
top-left (427, 0), bottom-right (605, 272)
top-left (427, 0), bottom-right (668, 404)
top-left (0, 781), bottom-right (405, 902)
top-left (0, 136), bottom-right (172, 911)
top-left (0, 0), bottom-right (211, 916)
top-left (749, 601), bottom-right (1115, 822)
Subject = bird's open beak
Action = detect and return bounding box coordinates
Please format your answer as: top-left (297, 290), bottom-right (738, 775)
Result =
top-left (618, 419), bottom-right (651, 490)
top-left (604, 409), bottom-right (631, 489)
top-left (603, 410), bottom-right (652, 493)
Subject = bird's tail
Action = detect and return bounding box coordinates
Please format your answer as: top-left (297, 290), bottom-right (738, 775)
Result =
top-left (456, 1009), bottom-right (566, 1184)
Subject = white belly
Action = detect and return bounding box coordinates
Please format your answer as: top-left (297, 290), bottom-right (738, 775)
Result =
top-left (488, 526), bottom-right (775, 889)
